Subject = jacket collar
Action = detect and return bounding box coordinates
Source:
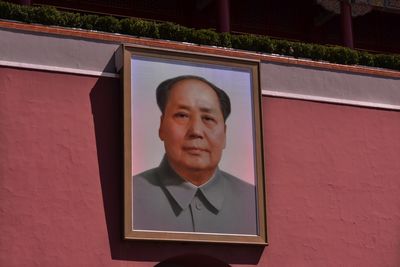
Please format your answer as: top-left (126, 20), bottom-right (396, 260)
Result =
top-left (157, 156), bottom-right (224, 212)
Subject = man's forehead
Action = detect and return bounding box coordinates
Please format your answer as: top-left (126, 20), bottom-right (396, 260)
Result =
top-left (173, 79), bottom-right (218, 94)
top-left (171, 78), bottom-right (212, 90)
top-left (168, 83), bottom-right (222, 112)
top-left (168, 79), bottom-right (218, 101)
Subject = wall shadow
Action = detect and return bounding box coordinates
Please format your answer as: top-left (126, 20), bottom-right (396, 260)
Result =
top-left (90, 76), bottom-right (265, 265)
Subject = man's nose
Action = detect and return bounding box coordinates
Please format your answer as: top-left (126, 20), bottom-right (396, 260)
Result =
top-left (187, 117), bottom-right (204, 138)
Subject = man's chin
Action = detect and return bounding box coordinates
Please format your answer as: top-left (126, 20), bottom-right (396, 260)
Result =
top-left (177, 157), bottom-right (208, 169)
top-left (183, 162), bottom-right (210, 171)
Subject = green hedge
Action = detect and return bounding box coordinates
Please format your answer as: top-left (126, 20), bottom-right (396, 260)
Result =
top-left (1, 1), bottom-right (399, 71)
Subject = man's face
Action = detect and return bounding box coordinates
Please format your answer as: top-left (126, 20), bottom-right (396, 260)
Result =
top-left (159, 79), bottom-right (226, 182)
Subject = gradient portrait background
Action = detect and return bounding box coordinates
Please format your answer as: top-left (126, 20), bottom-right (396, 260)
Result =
top-left (131, 56), bottom-right (256, 185)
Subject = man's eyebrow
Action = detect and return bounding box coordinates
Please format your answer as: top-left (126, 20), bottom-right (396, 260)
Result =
top-left (199, 107), bottom-right (216, 113)
top-left (176, 104), bottom-right (190, 110)
top-left (176, 105), bottom-right (217, 113)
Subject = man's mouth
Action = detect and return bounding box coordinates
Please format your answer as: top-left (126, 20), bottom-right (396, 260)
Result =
top-left (183, 146), bottom-right (208, 153)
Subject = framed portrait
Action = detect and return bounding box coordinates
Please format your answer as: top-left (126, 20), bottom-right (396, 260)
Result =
top-left (122, 45), bottom-right (267, 245)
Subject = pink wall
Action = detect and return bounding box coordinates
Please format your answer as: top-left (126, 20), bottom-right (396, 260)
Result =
top-left (262, 98), bottom-right (400, 266)
top-left (1, 66), bottom-right (400, 266)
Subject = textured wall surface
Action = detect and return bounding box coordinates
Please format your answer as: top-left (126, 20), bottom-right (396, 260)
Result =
top-left (1, 66), bottom-right (400, 266)
top-left (262, 97), bottom-right (400, 267)
top-left (0, 67), bottom-right (119, 266)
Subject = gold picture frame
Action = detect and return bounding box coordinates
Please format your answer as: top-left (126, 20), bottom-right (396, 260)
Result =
top-left (122, 45), bottom-right (267, 245)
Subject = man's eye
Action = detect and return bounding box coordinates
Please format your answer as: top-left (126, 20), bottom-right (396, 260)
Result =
top-left (203, 116), bottom-right (216, 123)
top-left (174, 112), bottom-right (189, 119)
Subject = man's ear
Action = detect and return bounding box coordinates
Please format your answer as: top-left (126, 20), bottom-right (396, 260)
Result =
top-left (223, 124), bottom-right (227, 149)
top-left (158, 115), bottom-right (164, 141)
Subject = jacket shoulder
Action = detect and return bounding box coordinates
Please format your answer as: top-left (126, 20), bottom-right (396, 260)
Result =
top-left (133, 167), bottom-right (160, 187)
top-left (219, 170), bottom-right (254, 186)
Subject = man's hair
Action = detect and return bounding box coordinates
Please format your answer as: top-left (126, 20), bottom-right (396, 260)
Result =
top-left (156, 75), bottom-right (231, 121)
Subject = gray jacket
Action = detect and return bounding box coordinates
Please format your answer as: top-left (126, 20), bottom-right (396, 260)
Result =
top-left (132, 156), bottom-right (258, 235)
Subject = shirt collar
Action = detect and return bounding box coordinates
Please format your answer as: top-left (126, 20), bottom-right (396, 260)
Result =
top-left (198, 173), bottom-right (224, 211)
top-left (157, 156), bottom-right (225, 212)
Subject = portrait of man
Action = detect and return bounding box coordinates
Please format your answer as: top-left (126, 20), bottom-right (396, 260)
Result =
top-left (132, 75), bottom-right (258, 235)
